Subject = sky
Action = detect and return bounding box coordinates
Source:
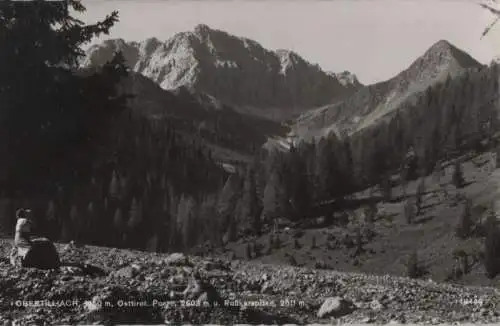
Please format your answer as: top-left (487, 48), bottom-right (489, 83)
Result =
top-left (80, 0), bottom-right (500, 85)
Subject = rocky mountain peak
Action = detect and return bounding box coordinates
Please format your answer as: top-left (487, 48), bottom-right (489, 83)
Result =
top-left (83, 25), bottom-right (363, 111)
top-left (417, 39), bottom-right (482, 72)
top-left (291, 39), bottom-right (484, 141)
top-left (193, 23), bottom-right (212, 35)
top-left (328, 71), bottom-right (362, 88)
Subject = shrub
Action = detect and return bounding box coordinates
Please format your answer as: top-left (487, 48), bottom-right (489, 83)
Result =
top-left (246, 243), bottom-right (252, 260)
top-left (415, 180), bottom-right (425, 216)
top-left (452, 249), bottom-right (469, 276)
top-left (405, 200), bottom-right (416, 224)
top-left (294, 238), bottom-right (301, 249)
top-left (274, 234), bottom-right (281, 249)
top-left (406, 250), bottom-right (426, 279)
top-left (253, 241), bottom-right (261, 258)
top-left (315, 260), bottom-right (329, 269)
top-left (354, 227), bottom-right (363, 256)
top-left (452, 161), bottom-right (465, 188)
top-left (292, 229), bottom-right (304, 239)
top-left (311, 236), bottom-right (317, 249)
top-left (484, 214), bottom-right (500, 278)
top-left (267, 235), bottom-right (274, 253)
top-left (365, 203), bottom-right (377, 224)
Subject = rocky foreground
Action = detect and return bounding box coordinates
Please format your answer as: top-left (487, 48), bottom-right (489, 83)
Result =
top-left (1, 240), bottom-right (500, 325)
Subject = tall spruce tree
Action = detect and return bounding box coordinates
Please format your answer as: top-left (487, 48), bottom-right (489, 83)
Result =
top-left (262, 169), bottom-right (284, 223)
top-left (0, 0), bottom-right (128, 198)
top-left (240, 166), bottom-right (262, 235)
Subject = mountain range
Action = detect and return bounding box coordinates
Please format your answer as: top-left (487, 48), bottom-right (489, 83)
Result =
top-left (83, 24), bottom-right (361, 120)
top-left (83, 25), bottom-right (488, 160)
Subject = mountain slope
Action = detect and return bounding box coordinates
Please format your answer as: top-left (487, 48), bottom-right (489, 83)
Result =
top-left (83, 24), bottom-right (361, 115)
top-left (292, 40), bottom-right (484, 140)
top-left (119, 71), bottom-right (288, 163)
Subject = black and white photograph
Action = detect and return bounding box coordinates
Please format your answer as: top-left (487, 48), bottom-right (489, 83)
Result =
top-left (2, 0), bottom-right (500, 324)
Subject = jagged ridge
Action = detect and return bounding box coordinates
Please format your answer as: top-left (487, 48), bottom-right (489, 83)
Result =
top-left (291, 39), bottom-right (484, 140)
top-left (83, 24), bottom-right (361, 111)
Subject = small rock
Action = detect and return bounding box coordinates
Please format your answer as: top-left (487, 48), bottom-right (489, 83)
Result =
top-left (164, 253), bottom-right (189, 266)
top-left (113, 266), bottom-right (136, 279)
top-left (371, 298), bottom-right (385, 311)
top-left (317, 296), bottom-right (356, 319)
top-left (60, 266), bottom-right (84, 276)
top-left (130, 263), bottom-right (142, 271)
top-left (260, 281), bottom-right (273, 294)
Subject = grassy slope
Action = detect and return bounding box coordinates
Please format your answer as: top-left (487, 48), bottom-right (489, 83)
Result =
top-left (223, 151), bottom-right (500, 288)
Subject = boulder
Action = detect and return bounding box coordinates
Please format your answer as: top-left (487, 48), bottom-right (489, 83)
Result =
top-left (10, 237), bottom-right (60, 269)
top-left (112, 264), bottom-right (142, 279)
top-left (317, 296), bottom-right (356, 318)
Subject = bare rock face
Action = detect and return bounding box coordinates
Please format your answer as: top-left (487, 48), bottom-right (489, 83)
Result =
top-left (83, 24), bottom-right (361, 111)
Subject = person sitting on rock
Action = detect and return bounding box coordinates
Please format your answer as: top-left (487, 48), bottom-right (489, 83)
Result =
top-left (10, 207), bottom-right (61, 269)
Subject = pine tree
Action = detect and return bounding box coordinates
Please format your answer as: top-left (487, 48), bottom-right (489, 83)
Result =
top-left (484, 213), bottom-right (500, 278)
top-left (456, 198), bottom-right (473, 239)
top-left (267, 235), bottom-right (274, 254)
top-left (46, 200), bottom-right (57, 240)
top-left (294, 238), bottom-right (301, 249)
top-left (315, 137), bottom-right (337, 201)
top-left (128, 197), bottom-right (142, 229)
top-left (199, 195), bottom-right (220, 246)
top-left (287, 145), bottom-right (312, 221)
top-left (274, 233), bottom-right (281, 249)
top-left (415, 180), bottom-right (425, 216)
top-left (86, 201), bottom-right (95, 242)
top-left (246, 243), bottom-right (252, 259)
top-left (365, 202), bottom-right (377, 224)
top-left (453, 160), bottom-right (465, 188)
top-left (311, 235), bottom-right (317, 249)
top-left (262, 170), bottom-right (283, 224)
top-left (60, 220), bottom-right (71, 243)
top-left (380, 174), bottom-right (392, 202)
top-left (69, 204), bottom-right (79, 241)
top-left (354, 227), bottom-right (363, 256)
top-left (407, 250), bottom-right (419, 279)
top-left (109, 170), bottom-right (120, 199)
top-left (217, 174), bottom-right (242, 234)
top-left (178, 195), bottom-right (198, 250)
top-left (0, 0), bottom-right (125, 198)
top-left (405, 199), bottom-right (415, 224)
top-left (113, 208), bottom-right (124, 246)
top-left (147, 233), bottom-right (159, 252)
top-left (240, 167), bottom-right (262, 235)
